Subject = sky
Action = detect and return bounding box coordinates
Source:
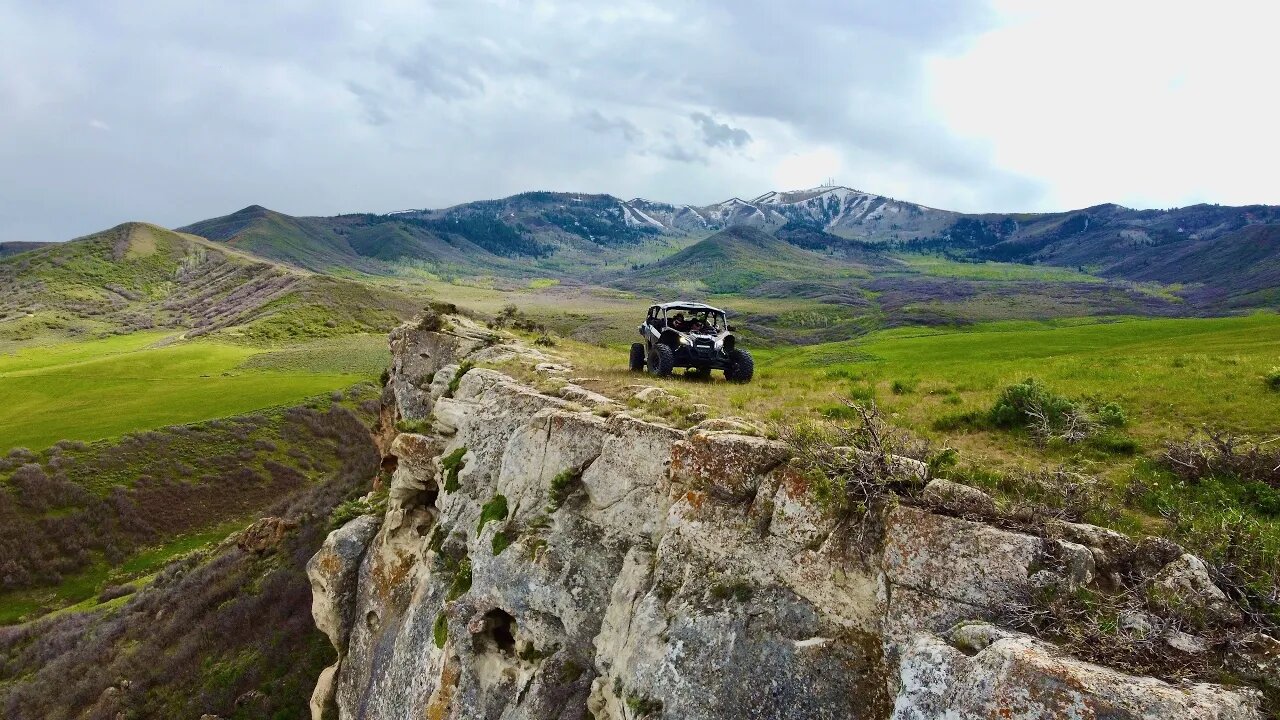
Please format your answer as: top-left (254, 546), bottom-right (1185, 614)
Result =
top-left (1, 0), bottom-right (1277, 242)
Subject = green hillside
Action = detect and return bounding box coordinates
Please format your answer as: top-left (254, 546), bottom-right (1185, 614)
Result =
top-left (614, 225), bottom-right (870, 294)
top-left (180, 205), bottom-right (368, 272)
top-left (0, 222), bottom-right (298, 341)
top-left (0, 221), bottom-right (423, 346)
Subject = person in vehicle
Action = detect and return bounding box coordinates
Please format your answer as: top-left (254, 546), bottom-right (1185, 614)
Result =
top-left (669, 312), bottom-right (688, 331)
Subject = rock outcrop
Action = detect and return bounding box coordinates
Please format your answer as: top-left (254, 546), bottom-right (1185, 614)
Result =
top-left (308, 316), bottom-right (1265, 719)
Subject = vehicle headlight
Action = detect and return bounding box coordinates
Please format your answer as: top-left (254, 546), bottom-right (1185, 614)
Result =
top-left (678, 335), bottom-right (691, 345)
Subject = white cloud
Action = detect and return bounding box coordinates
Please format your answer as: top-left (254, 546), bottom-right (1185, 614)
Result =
top-left (928, 0), bottom-right (1280, 210)
top-left (772, 148), bottom-right (843, 191)
top-left (17, 1), bottom-right (1274, 240)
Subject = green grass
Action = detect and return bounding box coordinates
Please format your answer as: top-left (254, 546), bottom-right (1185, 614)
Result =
top-left (896, 254), bottom-right (1105, 283)
top-left (549, 312), bottom-right (1280, 477)
top-left (235, 333), bottom-right (389, 375)
top-left (0, 334), bottom-right (381, 452)
top-left (0, 330), bottom-right (173, 373)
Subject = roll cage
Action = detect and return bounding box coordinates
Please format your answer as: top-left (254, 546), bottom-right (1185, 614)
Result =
top-left (643, 302), bottom-right (728, 336)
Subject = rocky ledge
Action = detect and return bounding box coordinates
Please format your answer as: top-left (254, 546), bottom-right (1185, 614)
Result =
top-left (306, 316), bottom-right (1269, 719)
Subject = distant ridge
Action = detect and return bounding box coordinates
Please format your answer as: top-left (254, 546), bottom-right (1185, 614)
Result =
top-left (168, 186), bottom-right (1280, 307)
top-left (0, 241), bottom-right (52, 258)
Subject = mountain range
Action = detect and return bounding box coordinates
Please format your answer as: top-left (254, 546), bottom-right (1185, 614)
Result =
top-left (175, 186), bottom-right (1280, 306)
top-left (4, 185), bottom-right (1277, 340)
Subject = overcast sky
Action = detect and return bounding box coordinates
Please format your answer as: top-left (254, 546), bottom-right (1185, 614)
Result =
top-left (2, 0), bottom-right (1277, 242)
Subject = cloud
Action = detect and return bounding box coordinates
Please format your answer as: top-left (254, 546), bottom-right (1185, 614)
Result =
top-left (577, 110), bottom-right (643, 143)
top-left (0, 0), bottom-right (1052, 241)
top-left (689, 112), bottom-right (750, 149)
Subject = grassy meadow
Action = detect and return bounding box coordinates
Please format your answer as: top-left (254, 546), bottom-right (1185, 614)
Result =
top-left (0, 332), bottom-right (387, 452)
top-left (523, 312), bottom-right (1280, 477)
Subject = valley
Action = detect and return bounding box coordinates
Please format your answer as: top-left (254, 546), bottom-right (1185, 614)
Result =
top-left (1, 185), bottom-right (1278, 718)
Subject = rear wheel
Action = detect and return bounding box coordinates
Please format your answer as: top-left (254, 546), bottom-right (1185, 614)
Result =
top-left (725, 348), bottom-right (754, 383)
top-left (629, 343), bottom-right (646, 372)
top-left (648, 343), bottom-right (674, 377)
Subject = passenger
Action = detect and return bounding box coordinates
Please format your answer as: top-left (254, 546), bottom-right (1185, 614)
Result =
top-left (669, 313), bottom-right (687, 331)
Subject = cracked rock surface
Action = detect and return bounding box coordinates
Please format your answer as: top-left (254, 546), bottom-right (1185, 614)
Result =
top-left (308, 316), bottom-right (1264, 720)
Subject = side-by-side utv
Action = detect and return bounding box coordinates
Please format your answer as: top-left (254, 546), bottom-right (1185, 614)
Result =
top-left (629, 301), bottom-right (754, 382)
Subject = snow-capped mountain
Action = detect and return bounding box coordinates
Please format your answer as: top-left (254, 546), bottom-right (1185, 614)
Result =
top-left (621, 186), bottom-right (956, 241)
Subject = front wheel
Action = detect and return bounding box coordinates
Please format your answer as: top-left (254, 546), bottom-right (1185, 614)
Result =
top-left (629, 343), bottom-right (646, 372)
top-left (648, 343), bottom-right (674, 377)
top-left (724, 349), bottom-right (754, 383)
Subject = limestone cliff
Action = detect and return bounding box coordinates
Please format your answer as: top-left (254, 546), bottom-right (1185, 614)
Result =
top-left (307, 316), bottom-right (1266, 719)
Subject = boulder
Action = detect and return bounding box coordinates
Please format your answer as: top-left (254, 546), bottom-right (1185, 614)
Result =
top-left (387, 317), bottom-right (490, 420)
top-left (632, 386), bottom-right (675, 403)
top-left (234, 516), bottom-right (297, 554)
top-left (670, 431), bottom-right (790, 503)
top-left (307, 515), bottom-right (381, 651)
top-left (1147, 553), bottom-right (1242, 626)
top-left (559, 383), bottom-right (614, 408)
top-left (883, 506), bottom-right (1042, 630)
top-left (919, 479), bottom-right (996, 519)
top-left (893, 624), bottom-right (1261, 719)
top-left (689, 416), bottom-right (763, 435)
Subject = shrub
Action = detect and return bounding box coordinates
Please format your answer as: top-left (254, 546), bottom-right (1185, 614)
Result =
top-left (395, 418), bottom-right (432, 435)
top-left (779, 401), bottom-right (932, 522)
top-left (987, 378), bottom-right (1128, 446)
top-left (488, 304), bottom-right (545, 333)
top-left (417, 309), bottom-right (445, 332)
top-left (989, 378), bottom-right (1077, 430)
top-left (1162, 430), bottom-right (1280, 489)
top-left (533, 334), bottom-right (556, 347)
top-left (329, 489), bottom-right (387, 529)
top-left (1266, 367), bottom-right (1280, 391)
top-left (890, 379), bottom-right (915, 395)
top-left (98, 583), bottom-right (137, 602)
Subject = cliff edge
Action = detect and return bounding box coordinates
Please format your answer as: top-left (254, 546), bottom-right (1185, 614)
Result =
top-left (306, 314), bottom-right (1267, 719)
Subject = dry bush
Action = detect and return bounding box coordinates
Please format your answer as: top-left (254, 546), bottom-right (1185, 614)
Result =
top-left (1001, 582), bottom-right (1217, 681)
top-left (1163, 430), bottom-right (1280, 488)
top-left (779, 401), bottom-right (933, 521)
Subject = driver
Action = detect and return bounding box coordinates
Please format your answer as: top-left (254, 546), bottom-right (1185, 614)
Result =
top-left (688, 313), bottom-right (709, 333)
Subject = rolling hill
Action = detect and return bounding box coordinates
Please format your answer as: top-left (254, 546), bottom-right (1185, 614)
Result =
top-left (610, 225), bottom-right (873, 295)
top-left (0, 222), bottom-right (419, 343)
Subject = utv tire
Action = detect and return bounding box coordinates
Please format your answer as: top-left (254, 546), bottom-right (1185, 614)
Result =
top-left (648, 343), bottom-right (675, 377)
top-left (629, 343), bottom-right (646, 372)
top-left (725, 348), bottom-right (755, 383)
